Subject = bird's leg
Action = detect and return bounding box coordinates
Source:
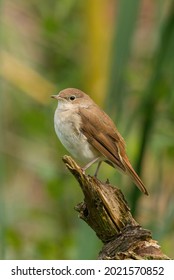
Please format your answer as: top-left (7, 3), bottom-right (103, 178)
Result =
top-left (94, 161), bottom-right (102, 177)
top-left (82, 156), bottom-right (100, 172)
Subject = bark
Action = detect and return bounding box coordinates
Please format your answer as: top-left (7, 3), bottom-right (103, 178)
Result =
top-left (62, 155), bottom-right (170, 260)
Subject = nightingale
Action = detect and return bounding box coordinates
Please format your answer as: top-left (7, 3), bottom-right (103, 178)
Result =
top-left (52, 88), bottom-right (148, 195)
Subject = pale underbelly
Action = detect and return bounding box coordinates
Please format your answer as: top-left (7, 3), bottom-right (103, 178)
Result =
top-left (54, 122), bottom-right (99, 163)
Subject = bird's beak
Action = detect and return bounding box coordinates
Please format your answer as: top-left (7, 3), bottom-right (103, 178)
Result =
top-left (51, 94), bottom-right (59, 100)
top-left (51, 94), bottom-right (65, 102)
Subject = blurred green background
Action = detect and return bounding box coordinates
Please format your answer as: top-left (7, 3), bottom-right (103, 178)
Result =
top-left (1, 0), bottom-right (174, 259)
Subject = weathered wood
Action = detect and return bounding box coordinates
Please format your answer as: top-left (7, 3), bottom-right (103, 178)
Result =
top-left (62, 155), bottom-right (170, 260)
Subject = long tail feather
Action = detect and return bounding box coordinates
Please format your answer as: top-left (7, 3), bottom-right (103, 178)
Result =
top-left (123, 157), bottom-right (149, 195)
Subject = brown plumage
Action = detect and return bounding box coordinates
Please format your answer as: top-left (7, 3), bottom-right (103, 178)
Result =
top-left (52, 88), bottom-right (148, 195)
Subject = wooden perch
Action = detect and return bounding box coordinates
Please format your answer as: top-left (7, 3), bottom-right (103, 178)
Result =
top-left (62, 155), bottom-right (170, 260)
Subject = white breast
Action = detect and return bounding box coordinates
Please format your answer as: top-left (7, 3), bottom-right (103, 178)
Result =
top-left (54, 107), bottom-right (98, 164)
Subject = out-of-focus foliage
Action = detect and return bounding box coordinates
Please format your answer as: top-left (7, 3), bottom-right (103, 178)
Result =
top-left (0, 0), bottom-right (174, 259)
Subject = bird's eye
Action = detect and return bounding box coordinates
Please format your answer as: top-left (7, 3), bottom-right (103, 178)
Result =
top-left (69, 95), bottom-right (76, 101)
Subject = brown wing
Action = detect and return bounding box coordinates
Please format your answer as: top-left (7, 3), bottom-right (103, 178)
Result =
top-left (79, 105), bottom-right (148, 195)
top-left (79, 105), bottom-right (126, 172)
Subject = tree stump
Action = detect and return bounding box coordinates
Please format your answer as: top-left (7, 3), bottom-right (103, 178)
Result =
top-left (62, 155), bottom-right (170, 260)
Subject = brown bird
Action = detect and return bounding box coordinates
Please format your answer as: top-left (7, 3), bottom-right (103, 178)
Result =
top-left (52, 88), bottom-right (148, 195)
